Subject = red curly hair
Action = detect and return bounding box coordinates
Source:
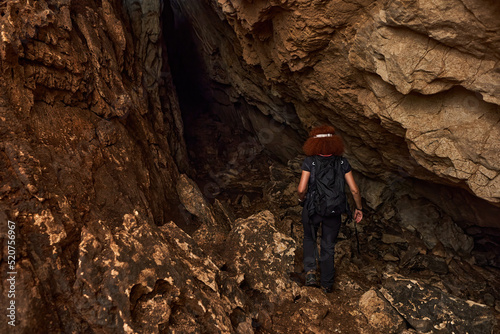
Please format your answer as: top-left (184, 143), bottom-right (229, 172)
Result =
top-left (303, 125), bottom-right (344, 156)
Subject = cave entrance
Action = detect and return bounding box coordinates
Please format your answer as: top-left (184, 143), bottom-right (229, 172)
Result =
top-left (162, 0), bottom-right (276, 218)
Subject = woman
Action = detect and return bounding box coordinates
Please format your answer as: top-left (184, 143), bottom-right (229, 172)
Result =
top-left (297, 125), bottom-right (363, 293)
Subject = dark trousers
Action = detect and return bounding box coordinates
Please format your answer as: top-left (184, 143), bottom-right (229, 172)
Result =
top-left (302, 211), bottom-right (342, 288)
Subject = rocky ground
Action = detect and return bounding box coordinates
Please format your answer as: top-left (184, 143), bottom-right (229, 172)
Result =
top-left (178, 117), bottom-right (500, 334)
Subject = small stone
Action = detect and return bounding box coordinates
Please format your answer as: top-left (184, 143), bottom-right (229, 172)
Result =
top-left (381, 234), bottom-right (407, 244)
top-left (383, 207), bottom-right (396, 220)
top-left (236, 318), bottom-right (254, 334)
top-left (383, 253), bottom-right (399, 262)
top-left (431, 242), bottom-right (447, 258)
top-left (299, 286), bottom-right (331, 306)
top-left (299, 304), bottom-right (328, 322)
top-left (483, 293), bottom-right (495, 307)
top-left (241, 195), bottom-right (251, 208)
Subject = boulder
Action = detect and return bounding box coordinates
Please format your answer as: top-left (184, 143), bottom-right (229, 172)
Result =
top-left (176, 173), bottom-right (233, 255)
top-left (397, 196), bottom-right (474, 255)
top-left (359, 288), bottom-right (405, 333)
top-left (224, 210), bottom-right (297, 305)
top-left (176, 174), bottom-right (219, 227)
top-left (403, 254), bottom-right (449, 275)
top-left (74, 217), bottom-right (236, 333)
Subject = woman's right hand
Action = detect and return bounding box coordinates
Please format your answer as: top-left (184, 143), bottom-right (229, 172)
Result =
top-left (354, 209), bottom-right (363, 223)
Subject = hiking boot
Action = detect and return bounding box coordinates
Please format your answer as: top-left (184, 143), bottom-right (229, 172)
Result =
top-left (305, 272), bottom-right (318, 287)
top-left (322, 285), bottom-right (333, 294)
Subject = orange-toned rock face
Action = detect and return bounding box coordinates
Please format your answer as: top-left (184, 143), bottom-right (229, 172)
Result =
top-left (0, 0), bottom-right (188, 332)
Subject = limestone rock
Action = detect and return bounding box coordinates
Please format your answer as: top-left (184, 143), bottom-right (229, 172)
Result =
top-left (236, 318), bottom-right (254, 334)
top-left (349, 0), bottom-right (500, 205)
top-left (225, 210), bottom-right (296, 304)
top-left (298, 286), bottom-right (332, 307)
top-left (176, 174), bottom-right (218, 226)
top-left (403, 254), bottom-right (449, 275)
top-left (383, 253), bottom-right (400, 262)
top-left (356, 176), bottom-right (388, 209)
top-left (359, 288), bottom-right (405, 333)
top-left (381, 275), bottom-right (496, 333)
top-left (263, 164), bottom-right (299, 208)
top-left (350, 15), bottom-right (500, 103)
top-left (74, 218), bottom-right (234, 333)
top-left (381, 234), bottom-right (407, 245)
top-left (176, 173), bottom-right (235, 266)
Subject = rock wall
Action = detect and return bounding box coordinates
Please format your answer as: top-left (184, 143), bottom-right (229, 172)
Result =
top-left (168, 0), bottom-right (500, 227)
top-left (0, 0), bottom-right (188, 331)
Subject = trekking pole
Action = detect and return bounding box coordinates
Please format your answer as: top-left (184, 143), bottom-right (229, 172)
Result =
top-left (354, 218), bottom-right (361, 255)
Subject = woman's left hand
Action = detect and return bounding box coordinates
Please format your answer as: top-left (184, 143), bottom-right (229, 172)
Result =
top-left (354, 209), bottom-right (363, 223)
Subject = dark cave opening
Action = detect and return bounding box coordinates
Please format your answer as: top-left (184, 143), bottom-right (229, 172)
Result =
top-left (164, 1), bottom-right (260, 165)
top-left (161, 0), bottom-right (279, 228)
top-left (162, 0), bottom-right (209, 126)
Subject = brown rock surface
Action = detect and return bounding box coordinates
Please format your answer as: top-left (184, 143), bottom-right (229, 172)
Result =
top-left (380, 274), bottom-right (496, 333)
top-left (0, 0), bottom-right (187, 332)
top-left (75, 218), bottom-right (234, 333)
top-left (359, 288), bottom-right (405, 333)
top-left (224, 210), bottom-right (296, 305)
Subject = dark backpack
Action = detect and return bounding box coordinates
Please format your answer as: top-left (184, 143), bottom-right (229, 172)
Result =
top-left (309, 155), bottom-right (348, 217)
